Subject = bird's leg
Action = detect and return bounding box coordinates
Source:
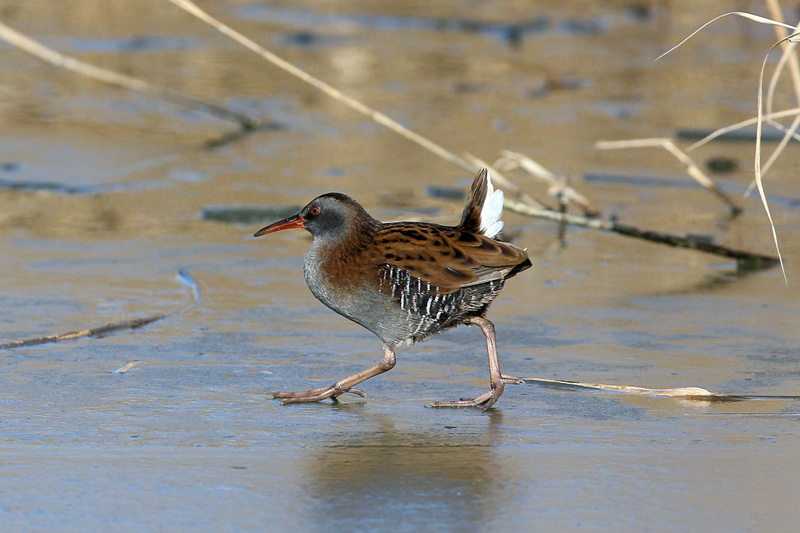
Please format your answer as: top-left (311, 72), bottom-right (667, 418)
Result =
top-left (272, 345), bottom-right (396, 404)
top-left (426, 316), bottom-right (508, 410)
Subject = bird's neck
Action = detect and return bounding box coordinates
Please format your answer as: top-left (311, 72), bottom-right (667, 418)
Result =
top-left (307, 214), bottom-right (380, 277)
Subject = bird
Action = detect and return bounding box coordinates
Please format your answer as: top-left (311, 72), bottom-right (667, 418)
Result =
top-left (254, 168), bottom-right (531, 409)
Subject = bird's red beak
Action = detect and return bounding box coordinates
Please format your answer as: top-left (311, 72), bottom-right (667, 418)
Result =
top-left (253, 214), bottom-right (305, 237)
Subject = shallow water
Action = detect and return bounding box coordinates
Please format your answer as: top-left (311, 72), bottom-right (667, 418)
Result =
top-left (1, 1), bottom-right (799, 530)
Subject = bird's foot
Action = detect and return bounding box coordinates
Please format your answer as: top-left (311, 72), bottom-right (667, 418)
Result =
top-left (272, 385), bottom-right (366, 404)
top-left (501, 374), bottom-right (525, 385)
top-left (425, 384), bottom-right (504, 410)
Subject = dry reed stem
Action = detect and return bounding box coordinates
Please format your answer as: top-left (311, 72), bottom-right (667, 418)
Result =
top-left (168, 0), bottom-right (607, 223)
top-left (0, 269), bottom-right (202, 350)
top-left (0, 20), bottom-right (256, 129)
top-left (595, 138), bottom-right (741, 214)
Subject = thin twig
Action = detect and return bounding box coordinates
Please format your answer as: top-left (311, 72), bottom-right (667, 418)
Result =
top-left (0, 269), bottom-right (202, 350)
top-left (0, 20), bottom-right (257, 130)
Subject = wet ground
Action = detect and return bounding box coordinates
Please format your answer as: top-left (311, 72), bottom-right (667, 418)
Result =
top-left (1, 0), bottom-right (800, 530)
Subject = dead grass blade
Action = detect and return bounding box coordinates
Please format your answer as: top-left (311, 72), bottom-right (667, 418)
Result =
top-left (0, 269), bottom-right (202, 350)
top-left (519, 377), bottom-right (725, 399)
top-left (0, 20), bottom-right (256, 130)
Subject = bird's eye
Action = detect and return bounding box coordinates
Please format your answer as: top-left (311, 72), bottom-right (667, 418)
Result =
top-left (310, 206), bottom-right (320, 216)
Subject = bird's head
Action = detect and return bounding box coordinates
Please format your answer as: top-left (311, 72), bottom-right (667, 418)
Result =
top-left (254, 193), bottom-right (376, 245)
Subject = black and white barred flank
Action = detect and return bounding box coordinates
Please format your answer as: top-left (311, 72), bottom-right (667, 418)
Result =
top-left (378, 263), bottom-right (503, 343)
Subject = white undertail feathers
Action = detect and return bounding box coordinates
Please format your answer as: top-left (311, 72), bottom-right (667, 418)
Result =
top-left (479, 171), bottom-right (504, 238)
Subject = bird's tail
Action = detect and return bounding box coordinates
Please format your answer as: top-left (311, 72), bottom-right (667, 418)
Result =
top-left (459, 168), bottom-right (504, 238)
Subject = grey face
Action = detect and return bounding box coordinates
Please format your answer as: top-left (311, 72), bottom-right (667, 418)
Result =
top-left (299, 193), bottom-right (358, 243)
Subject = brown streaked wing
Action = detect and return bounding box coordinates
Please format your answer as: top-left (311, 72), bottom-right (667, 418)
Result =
top-left (369, 222), bottom-right (529, 294)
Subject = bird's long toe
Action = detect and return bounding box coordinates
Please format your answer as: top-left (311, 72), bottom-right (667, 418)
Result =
top-left (425, 386), bottom-right (503, 410)
top-left (271, 385), bottom-right (366, 404)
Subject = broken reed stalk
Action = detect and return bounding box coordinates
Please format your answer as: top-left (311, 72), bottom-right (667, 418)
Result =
top-left (0, 20), bottom-right (257, 130)
top-left (0, 269), bottom-right (202, 350)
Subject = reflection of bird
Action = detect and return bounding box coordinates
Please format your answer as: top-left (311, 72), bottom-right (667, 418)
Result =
top-left (306, 416), bottom-right (502, 529)
top-left (254, 169), bottom-right (531, 409)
